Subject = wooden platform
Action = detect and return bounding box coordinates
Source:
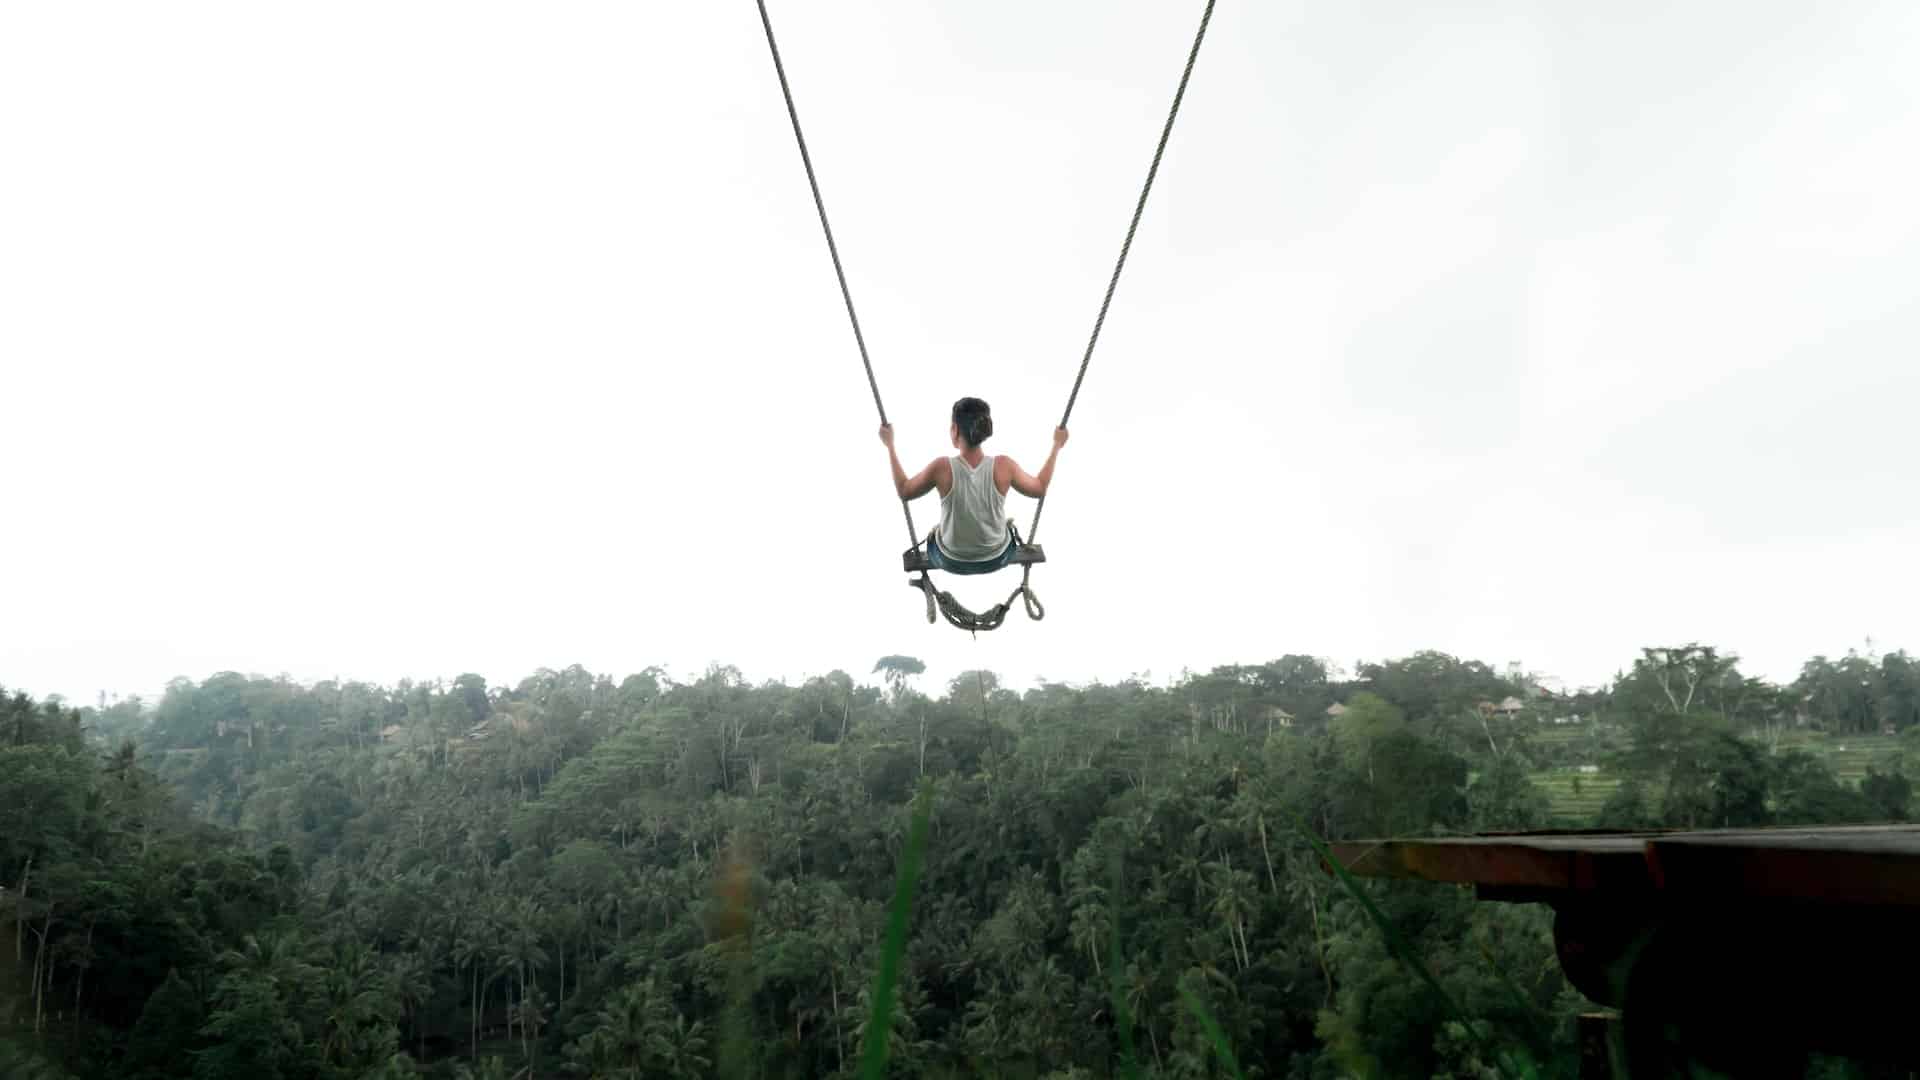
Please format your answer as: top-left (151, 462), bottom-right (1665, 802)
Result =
top-left (1330, 824), bottom-right (1920, 906)
top-left (1330, 825), bottom-right (1920, 1071)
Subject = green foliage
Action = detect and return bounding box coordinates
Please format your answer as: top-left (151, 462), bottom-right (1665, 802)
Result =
top-left (1595, 778), bottom-right (1656, 831)
top-left (0, 743), bottom-right (92, 868)
top-left (1298, 820), bottom-right (1539, 1079)
top-left (861, 781), bottom-right (932, 1080)
top-left (565, 976), bottom-right (709, 1078)
top-left (0, 1038), bottom-right (77, 1080)
top-left (1469, 755), bottom-right (1553, 832)
top-left (1176, 983), bottom-right (1245, 1080)
top-left (1860, 767), bottom-right (1911, 821)
top-left (126, 970), bottom-right (206, 1078)
top-left (4, 644), bottom-right (1909, 1079)
top-left (872, 656), bottom-right (927, 702)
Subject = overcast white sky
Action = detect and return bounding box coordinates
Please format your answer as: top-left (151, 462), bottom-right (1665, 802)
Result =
top-left (5, 1), bottom-right (1918, 706)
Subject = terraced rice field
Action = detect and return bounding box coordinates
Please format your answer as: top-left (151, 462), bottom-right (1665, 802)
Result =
top-left (1528, 728), bottom-right (1910, 825)
top-left (1772, 731), bottom-right (1906, 784)
top-left (1531, 770), bottom-right (1623, 823)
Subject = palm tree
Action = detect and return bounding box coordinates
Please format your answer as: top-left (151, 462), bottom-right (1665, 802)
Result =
top-left (1208, 865), bottom-right (1256, 971)
top-left (1179, 961), bottom-right (1234, 1007)
top-left (219, 930), bottom-right (313, 994)
top-left (512, 984), bottom-right (550, 1071)
top-left (319, 943), bottom-right (387, 1067)
top-left (500, 897), bottom-right (549, 1060)
top-left (1282, 848), bottom-right (1336, 1006)
top-left (848, 981), bottom-right (928, 1077)
top-left (366, 1050), bottom-right (422, 1080)
top-left (1169, 849), bottom-right (1209, 912)
top-left (1069, 899), bottom-right (1110, 976)
top-left (1013, 957), bottom-right (1074, 1062)
top-left (453, 1056), bottom-right (511, 1080)
top-left (658, 1011), bottom-right (712, 1079)
top-left (590, 979), bottom-right (666, 1076)
top-left (387, 950), bottom-right (433, 1059)
top-left (1228, 782), bottom-right (1280, 895)
top-left (960, 986), bottom-right (1013, 1064)
top-left (549, 901), bottom-right (584, 1001)
top-left (1121, 961), bottom-right (1164, 1068)
top-left (452, 928), bottom-right (492, 1060)
top-left (564, 1028), bottom-right (620, 1078)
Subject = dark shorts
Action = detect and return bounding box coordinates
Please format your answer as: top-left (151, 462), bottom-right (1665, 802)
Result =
top-left (924, 529), bottom-right (1020, 576)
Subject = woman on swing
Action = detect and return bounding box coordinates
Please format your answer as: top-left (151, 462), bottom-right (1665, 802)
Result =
top-left (880, 397), bottom-right (1069, 572)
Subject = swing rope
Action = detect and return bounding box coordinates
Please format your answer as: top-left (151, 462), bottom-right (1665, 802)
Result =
top-left (754, 0), bottom-right (1217, 628)
top-left (753, 0), bottom-right (921, 552)
top-left (1028, 0), bottom-right (1217, 547)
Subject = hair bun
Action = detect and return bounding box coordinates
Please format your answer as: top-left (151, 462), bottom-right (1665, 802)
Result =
top-left (952, 396), bottom-right (993, 447)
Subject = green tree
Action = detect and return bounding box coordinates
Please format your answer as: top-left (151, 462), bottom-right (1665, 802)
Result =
top-left (871, 655), bottom-right (926, 702)
top-left (1862, 767), bottom-right (1912, 821)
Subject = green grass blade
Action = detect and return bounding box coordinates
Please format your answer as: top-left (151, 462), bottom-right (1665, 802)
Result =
top-left (1477, 938), bottom-right (1556, 1063)
top-left (1177, 984), bottom-right (1246, 1080)
top-left (860, 780), bottom-right (933, 1080)
top-left (1108, 848), bottom-right (1141, 1080)
top-left (721, 947), bottom-right (752, 1080)
top-left (1289, 816), bottom-right (1537, 1080)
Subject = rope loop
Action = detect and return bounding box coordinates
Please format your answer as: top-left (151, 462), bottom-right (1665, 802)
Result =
top-left (1020, 574), bottom-right (1045, 622)
top-left (915, 574), bottom-right (936, 624)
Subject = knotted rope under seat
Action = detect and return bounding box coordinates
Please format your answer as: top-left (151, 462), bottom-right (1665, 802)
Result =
top-left (910, 565), bottom-right (1044, 636)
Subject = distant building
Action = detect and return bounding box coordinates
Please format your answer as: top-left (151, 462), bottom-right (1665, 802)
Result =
top-left (1326, 703), bottom-right (1347, 719)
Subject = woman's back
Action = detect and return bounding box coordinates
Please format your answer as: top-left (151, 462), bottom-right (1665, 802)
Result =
top-left (880, 395), bottom-right (1067, 561)
top-left (938, 452), bottom-right (1009, 561)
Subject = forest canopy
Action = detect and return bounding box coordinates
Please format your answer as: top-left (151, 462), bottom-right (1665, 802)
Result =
top-left (3, 642), bottom-right (1914, 1079)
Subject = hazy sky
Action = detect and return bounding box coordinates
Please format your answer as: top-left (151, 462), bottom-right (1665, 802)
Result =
top-left (5, 1), bottom-right (1917, 705)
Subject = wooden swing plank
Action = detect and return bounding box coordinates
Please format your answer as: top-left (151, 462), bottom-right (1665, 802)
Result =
top-left (902, 543), bottom-right (1046, 575)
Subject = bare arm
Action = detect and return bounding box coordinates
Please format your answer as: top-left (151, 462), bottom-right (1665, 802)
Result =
top-left (881, 424), bottom-right (944, 501)
top-left (1007, 427), bottom-right (1069, 498)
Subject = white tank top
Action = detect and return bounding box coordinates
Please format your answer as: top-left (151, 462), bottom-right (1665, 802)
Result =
top-left (938, 454), bottom-right (1010, 561)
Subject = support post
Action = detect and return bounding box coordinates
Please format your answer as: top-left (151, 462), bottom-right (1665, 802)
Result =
top-left (1578, 1011), bottom-right (1619, 1080)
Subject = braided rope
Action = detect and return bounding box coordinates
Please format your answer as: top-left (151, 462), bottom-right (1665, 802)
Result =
top-left (754, 0), bottom-right (921, 550)
top-left (908, 573), bottom-right (1041, 636)
top-left (1027, 0), bottom-right (1217, 546)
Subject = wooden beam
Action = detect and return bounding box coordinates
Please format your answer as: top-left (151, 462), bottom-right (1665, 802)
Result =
top-left (1331, 825), bottom-right (1920, 905)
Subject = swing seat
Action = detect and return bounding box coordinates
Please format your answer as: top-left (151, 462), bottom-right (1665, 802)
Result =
top-left (904, 531), bottom-right (1048, 632)
top-left (903, 530), bottom-right (1046, 576)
